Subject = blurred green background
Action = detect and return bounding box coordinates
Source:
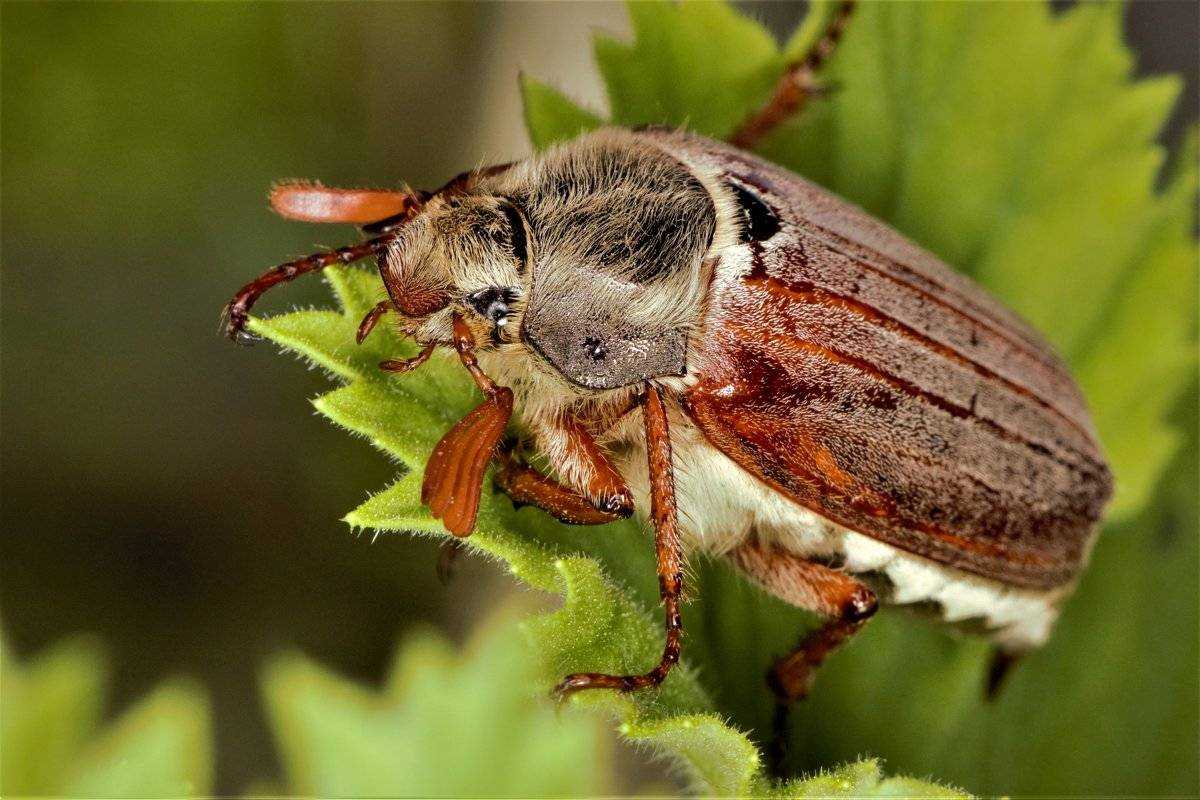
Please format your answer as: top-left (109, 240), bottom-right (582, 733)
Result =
top-left (2, 2), bottom-right (1196, 795)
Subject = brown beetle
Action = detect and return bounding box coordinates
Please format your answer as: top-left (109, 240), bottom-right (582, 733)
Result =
top-left (223, 2), bottom-right (1111, 764)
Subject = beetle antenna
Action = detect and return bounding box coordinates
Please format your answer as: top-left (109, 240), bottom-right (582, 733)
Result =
top-left (362, 190), bottom-right (432, 234)
top-left (269, 182), bottom-right (424, 227)
top-left (221, 233), bottom-right (403, 343)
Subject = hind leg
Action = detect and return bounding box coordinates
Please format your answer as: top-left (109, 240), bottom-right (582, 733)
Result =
top-left (729, 0), bottom-right (857, 148)
top-left (727, 540), bottom-right (877, 775)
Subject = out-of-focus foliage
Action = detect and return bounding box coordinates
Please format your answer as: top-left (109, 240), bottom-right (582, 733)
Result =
top-left (257, 606), bottom-right (960, 798)
top-left (260, 609), bottom-right (612, 797)
top-left (250, 0), bottom-right (1196, 795)
top-left (1, 634), bottom-right (212, 797)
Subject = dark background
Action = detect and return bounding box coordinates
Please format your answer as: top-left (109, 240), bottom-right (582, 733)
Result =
top-left (2, 2), bottom-right (1196, 792)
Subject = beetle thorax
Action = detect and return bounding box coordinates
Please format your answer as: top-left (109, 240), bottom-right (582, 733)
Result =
top-left (387, 128), bottom-right (747, 421)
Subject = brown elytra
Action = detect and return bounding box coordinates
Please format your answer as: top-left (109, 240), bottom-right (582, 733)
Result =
top-left (666, 128), bottom-right (1112, 590)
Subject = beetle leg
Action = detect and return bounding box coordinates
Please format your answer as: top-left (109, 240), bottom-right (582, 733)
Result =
top-left (450, 313), bottom-right (505, 398)
top-left (436, 538), bottom-right (465, 586)
top-left (727, 539), bottom-right (877, 776)
top-left (494, 447), bottom-right (633, 526)
top-left (495, 409), bottom-right (635, 524)
top-left (555, 383), bottom-right (684, 697)
top-left (729, 0), bottom-right (856, 149)
top-left (985, 646), bottom-right (1022, 700)
top-left (380, 344), bottom-right (436, 374)
top-left (421, 315), bottom-right (514, 536)
top-left (222, 233), bottom-right (399, 343)
top-left (357, 300), bottom-right (392, 344)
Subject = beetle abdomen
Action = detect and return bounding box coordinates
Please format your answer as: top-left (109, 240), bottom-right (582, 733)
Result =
top-left (651, 130), bottom-right (1113, 589)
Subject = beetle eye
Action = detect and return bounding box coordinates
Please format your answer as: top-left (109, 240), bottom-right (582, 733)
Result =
top-left (467, 286), bottom-right (519, 327)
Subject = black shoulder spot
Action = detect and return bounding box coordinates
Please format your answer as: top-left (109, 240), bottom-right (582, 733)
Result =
top-left (727, 180), bottom-right (780, 242)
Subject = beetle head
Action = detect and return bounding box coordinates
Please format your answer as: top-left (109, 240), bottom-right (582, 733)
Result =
top-left (381, 193), bottom-right (530, 342)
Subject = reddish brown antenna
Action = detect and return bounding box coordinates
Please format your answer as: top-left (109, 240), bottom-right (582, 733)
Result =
top-left (222, 185), bottom-right (425, 342)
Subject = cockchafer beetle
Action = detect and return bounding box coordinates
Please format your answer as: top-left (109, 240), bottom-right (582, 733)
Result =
top-left (222, 1), bottom-right (1112, 765)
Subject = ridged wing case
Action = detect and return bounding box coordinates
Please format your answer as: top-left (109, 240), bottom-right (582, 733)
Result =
top-left (650, 130), bottom-right (1113, 589)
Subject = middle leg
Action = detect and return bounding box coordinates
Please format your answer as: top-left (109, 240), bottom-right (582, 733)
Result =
top-left (494, 413), bottom-right (634, 526)
top-left (494, 451), bottom-right (632, 526)
top-left (555, 383), bottom-right (684, 696)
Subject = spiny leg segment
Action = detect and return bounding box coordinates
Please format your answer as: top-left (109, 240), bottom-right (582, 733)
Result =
top-left (729, 0), bottom-right (856, 150)
top-left (495, 412), bottom-right (634, 526)
top-left (555, 383), bottom-right (684, 696)
top-left (495, 451), bottom-right (632, 527)
top-left (728, 540), bottom-right (877, 776)
top-left (356, 299), bottom-right (392, 344)
top-left (222, 234), bottom-right (399, 343)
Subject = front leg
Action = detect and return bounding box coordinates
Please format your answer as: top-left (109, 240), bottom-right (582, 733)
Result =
top-left (421, 314), bottom-right (513, 536)
top-left (555, 383), bottom-right (684, 696)
top-left (495, 414), bottom-right (634, 525)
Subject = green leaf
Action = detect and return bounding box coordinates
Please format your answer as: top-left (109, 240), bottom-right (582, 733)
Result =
top-left (262, 610), bottom-right (613, 797)
top-left (770, 759), bottom-right (967, 799)
top-left (594, 0), bottom-right (783, 138)
top-left (520, 74), bottom-right (604, 151)
top-left (1, 635), bottom-right (213, 798)
top-left (781, 0), bottom-right (842, 64)
top-left (1, 636), bottom-right (105, 796)
top-left (66, 681), bottom-right (212, 798)
top-left (1072, 131), bottom-right (1199, 515)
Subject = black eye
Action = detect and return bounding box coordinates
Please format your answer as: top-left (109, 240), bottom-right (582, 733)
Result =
top-left (467, 287), bottom-right (519, 326)
top-left (500, 201), bottom-right (528, 266)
